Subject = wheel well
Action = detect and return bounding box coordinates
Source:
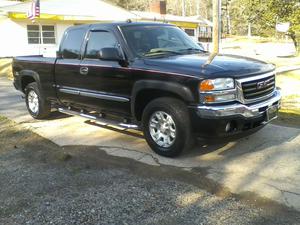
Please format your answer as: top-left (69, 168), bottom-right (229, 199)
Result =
top-left (134, 89), bottom-right (186, 121)
top-left (21, 76), bottom-right (36, 92)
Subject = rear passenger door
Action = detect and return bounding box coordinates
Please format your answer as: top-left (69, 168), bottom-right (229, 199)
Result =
top-left (55, 27), bottom-right (87, 105)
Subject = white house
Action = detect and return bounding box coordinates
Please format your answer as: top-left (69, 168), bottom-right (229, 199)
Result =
top-left (0, 0), bottom-right (139, 57)
top-left (0, 0), bottom-right (212, 58)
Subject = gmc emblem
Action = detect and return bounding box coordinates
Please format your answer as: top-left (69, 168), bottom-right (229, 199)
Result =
top-left (257, 80), bottom-right (268, 89)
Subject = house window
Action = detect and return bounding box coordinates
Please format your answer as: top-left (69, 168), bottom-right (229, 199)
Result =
top-left (42, 25), bottom-right (56, 44)
top-left (27, 25), bottom-right (40, 44)
top-left (184, 29), bottom-right (195, 37)
top-left (27, 25), bottom-right (56, 44)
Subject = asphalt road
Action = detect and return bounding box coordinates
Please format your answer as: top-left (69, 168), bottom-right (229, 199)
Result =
top-left (0, 77), bottom-right (300, 212)
top-left (1, 117), bottom-right (300, 225)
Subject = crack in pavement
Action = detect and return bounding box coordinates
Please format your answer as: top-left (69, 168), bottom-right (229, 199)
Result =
top-left (98, 145), bottom-right (161, 166)
top-left (266, 183), bottom-right (300, 197)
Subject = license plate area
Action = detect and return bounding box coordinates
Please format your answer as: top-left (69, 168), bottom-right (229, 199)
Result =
top-left (266, 105), bottom-right (278, 121)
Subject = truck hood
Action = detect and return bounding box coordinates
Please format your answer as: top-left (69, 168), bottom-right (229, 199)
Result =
top-left (143, 53), bottom-right (275, 79)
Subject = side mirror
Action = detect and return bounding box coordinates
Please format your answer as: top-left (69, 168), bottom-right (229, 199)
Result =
top-left (98, 48), bottom-right (124, 62)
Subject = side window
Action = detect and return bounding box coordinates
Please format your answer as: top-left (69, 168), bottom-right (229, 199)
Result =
top-left (85, 31), bottom-right (118, 59)
top-left (61, 29), bottom-right (85, 59)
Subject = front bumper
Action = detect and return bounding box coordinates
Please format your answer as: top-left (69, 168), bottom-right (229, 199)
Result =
top-left (196, 89), bottom-right (281, 119)
top-left (189, 89), bottom-right (281, 138)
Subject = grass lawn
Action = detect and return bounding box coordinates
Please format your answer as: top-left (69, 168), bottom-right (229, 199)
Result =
top-left (0, 58), bottom-right (13, 80)
top-left (274, 70), bottom-right (300, 128)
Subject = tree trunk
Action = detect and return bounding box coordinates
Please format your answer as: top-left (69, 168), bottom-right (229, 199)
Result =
top-left (247, 23), bottom-right (252, 38)
top-left (288, 31), bottom-right (299, 54)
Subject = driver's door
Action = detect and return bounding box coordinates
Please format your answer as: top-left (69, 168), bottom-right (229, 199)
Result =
top-left (78, 30), bottom-right (132, 116)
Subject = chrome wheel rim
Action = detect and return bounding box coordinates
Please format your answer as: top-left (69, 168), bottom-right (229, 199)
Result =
top-left (149, 111), bottom-right (176, 148)
top-left (28, 90), bottom-right (39, 114)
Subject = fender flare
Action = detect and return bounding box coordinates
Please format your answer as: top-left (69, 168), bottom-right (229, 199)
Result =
top-left (131, 80), bottom-right (196, 120)
top-left (19, 70), bottom-right (41, 92)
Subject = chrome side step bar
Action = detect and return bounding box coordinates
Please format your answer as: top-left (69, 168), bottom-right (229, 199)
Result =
top-left (58, 107), bottom-right (139, 130)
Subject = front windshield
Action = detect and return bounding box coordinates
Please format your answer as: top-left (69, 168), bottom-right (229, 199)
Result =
top-left (121, 25), bottom-right (203, 57)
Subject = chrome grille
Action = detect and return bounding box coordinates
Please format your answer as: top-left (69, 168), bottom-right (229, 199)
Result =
top-left (241, 74), bottom-right (275, 101)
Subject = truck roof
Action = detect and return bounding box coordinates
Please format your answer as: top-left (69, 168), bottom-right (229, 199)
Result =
top-left (69, 21), bottom-right (174, 31)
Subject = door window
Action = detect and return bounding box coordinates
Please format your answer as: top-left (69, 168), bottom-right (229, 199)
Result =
top-left (61, 28), bottom-right (86, 59)
top-left (85, 31), bottom-right (118, 59)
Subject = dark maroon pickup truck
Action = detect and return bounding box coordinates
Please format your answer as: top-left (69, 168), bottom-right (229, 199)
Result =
top-left (12, 22), bottom-right (281, 157)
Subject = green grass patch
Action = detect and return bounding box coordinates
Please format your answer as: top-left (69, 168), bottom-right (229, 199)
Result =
top-left (0, 115), bottom-right (7, 122)
top-left (273, 110), bottom-right (300, 128)
top-left (274, 70), bottom-right (300, 127)
top-left (280, 108), bottom-right (300, 116)
top-left (280, 71), bottom-right (300, 80)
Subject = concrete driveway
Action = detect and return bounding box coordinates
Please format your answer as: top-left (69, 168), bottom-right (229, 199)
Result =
top-left (1, 77), bottom-right (300, 211)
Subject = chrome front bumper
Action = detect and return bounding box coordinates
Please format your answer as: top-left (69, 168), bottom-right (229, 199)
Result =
top-left (196, 89), bottom-right (281, 119)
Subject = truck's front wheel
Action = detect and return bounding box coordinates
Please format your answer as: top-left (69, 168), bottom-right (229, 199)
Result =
top-left (142, 97), bottom-right (193, 157)
top-left (25, 82), bottom-right (51, 119)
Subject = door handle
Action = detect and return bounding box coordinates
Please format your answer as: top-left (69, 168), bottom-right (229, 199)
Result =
top-left (80, 67), bottom-right (89, 75)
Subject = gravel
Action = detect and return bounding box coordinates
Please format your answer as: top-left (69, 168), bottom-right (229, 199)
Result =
top-left (0, 118), bottom-right (300, 225)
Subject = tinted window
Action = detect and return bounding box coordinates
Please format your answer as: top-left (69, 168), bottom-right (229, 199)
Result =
top-left (85, 31), bottom-right (118, 59)
top-left (61, 29), bottom-right (85, 59)
top-left (121, 26), bottom-right (201, 57)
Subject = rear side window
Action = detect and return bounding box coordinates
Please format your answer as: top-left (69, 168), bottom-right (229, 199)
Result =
top-left (85, 31), bottom-right (118, 59)
top-left (61, 28), bottom-right (86, 59)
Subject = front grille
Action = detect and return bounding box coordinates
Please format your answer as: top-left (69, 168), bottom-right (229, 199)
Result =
top-left (241, 75), bottom-right (275, 100)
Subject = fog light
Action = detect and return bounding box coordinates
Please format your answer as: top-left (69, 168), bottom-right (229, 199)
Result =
top-left (225, 122), bottom-right (231, 132)
top-left (225, 121), bottom-right (237, 133)
top-left (203, 93), bottom-right (236, 103)
top-left (214, 94), bottom-right (236, 102)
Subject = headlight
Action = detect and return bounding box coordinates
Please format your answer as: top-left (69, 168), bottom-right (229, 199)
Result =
top-left (199, 78), bottom-right (234, 91)
top-left (199, 78), bottom-right (236, 103)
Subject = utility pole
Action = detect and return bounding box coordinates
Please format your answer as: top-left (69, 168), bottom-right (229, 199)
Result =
top-left (196, 0), bottom-right (200, 15)
top-left (203, 0), bottom-right (221, 66)
top-left (182, 0), bottom-right (186, 16)
top-left (225, 0), bottom-right (231, 34)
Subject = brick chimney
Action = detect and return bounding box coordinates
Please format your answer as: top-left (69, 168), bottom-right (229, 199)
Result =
top-left (149, 0), bottom-right (166, 15)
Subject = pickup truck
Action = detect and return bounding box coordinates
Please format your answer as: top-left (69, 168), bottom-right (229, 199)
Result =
top-left (12, 22), bottom-right (281, 157)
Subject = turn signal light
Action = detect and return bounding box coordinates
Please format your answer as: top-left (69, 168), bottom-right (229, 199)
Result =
top-left (199, 80), bottom-right (214, 91)
top-left (204, 95), bottom-right (215, 102)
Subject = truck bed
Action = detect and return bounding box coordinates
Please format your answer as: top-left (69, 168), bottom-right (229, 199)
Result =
top-left (12, 56), bottom-right (57, 100)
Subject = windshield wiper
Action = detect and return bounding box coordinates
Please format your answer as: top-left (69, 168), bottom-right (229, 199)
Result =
top-left (143, 49), bottom-right (183, 56)
top-left (179, 48), bottom-right (206, 53)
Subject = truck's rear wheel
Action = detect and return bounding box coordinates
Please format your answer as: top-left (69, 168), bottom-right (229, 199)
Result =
top-left (25, 82), bottom-right (51, 119)
top-left (142, 97), bottom-right (193, 157)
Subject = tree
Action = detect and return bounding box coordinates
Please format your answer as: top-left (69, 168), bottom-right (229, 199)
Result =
top-left (268, 0), bottom-right (300, 52)
top-left (229, 0), bottom-right (300, 52)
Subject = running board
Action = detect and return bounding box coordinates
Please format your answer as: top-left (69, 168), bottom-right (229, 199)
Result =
top-left (58, 107), bottom-right (139, 130)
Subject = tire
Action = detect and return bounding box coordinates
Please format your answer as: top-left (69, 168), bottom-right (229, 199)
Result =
top-left (142, 97), bottom-right (194, 157)
top-left (25, 82), bottom-right (51, 119)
